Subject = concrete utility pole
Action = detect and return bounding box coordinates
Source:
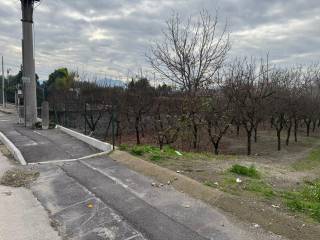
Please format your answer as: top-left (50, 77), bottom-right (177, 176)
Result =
top-left (21, 0), bottom-right (39, 127)
top-left (6, 68), bottom-right (11, 107)
top-left (1, 56), bottom-right (4, 108)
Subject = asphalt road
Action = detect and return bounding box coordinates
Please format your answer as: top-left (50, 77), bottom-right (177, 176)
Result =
top-left (0, 110), bottom-right (251, 240)
top-left (0, 112), bottom-right (99, 163)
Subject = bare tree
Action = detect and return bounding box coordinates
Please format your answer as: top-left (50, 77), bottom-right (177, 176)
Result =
top-left (149, 10), bottom-right (230, 93)
top-left (149, 10), bottom-right (230, 149)
top-left (224, 58), bottom-right (273, 155)
top-left (301, 65), bottom-right (320, 137)
top-left (204, 90), bottom-right (232, 154)
top-left (269, 69), bottom-right (291, 151)
top-left (152, 96), bottom-right (181, 149)
top-left (125, 78), bottom-right (154, 145)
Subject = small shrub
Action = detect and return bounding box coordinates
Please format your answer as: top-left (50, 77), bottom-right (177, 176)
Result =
top-left (130, 146), bottom-right (144, 156)
top-left (149, 155), bottom-right (163, 162)
top-left (230, 164), bottom-right (260, 178)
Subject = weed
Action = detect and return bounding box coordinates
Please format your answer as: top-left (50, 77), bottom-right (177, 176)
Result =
top-left (0, 168), bottom-right (40, 188)
top-left (149, 154), bottom-right (164, 162)
top-left (282, 180), bottom-right (320, 222)
top-left (204, 180), bottom-right (218, 188)
top-left (244, 179), bottom-right (274, 197)
top-left (230, 164), bottom-right (260, 178)
top-left (130, 146), bottom-right (144, 156)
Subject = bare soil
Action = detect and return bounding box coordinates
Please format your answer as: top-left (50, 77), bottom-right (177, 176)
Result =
top-left (112, 128), bottom-right (320, 240)
top-left (0, 168), bottom-right (40, 188)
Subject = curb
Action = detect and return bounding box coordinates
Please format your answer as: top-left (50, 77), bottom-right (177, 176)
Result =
top-left (0, 131), bottom-right (27, 165)
top-left (28, 151), bottom-right (110, 165)
top-left (56, 125), bottom-right (113, 153)
top-left (0, 109), bottom-right (14, 114)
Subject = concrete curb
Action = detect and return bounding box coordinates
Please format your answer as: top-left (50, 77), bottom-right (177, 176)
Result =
top-left (28, 151), bottom-right (110, 165)
top-left (57, 125), bottom-right (113, 153)
top-left (0, 131), bottom-right (27, 166)
top-left (0, 109), bottom-right (14, 114)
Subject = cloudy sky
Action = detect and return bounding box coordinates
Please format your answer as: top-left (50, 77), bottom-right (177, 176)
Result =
top-left (1, 0), bottom-right (320, 81)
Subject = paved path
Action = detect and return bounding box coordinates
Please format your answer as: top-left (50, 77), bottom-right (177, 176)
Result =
top-left (0, 149), bottom-right (61, 240)
top-left (0, 110), bottom-right (256, 240)
top-left (0, 112), bottom-right (99, 163)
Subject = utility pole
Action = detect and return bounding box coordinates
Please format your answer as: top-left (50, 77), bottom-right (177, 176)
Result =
top-left (1, 56), bottom-right (4, 108)
top-left (20, 0), bottom-right (39, 127)
top-left (6, 68), bottom-right (11, 107)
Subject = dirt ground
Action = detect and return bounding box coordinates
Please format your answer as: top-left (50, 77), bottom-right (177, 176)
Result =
top-left (115, 128), bottom-right (320, 240)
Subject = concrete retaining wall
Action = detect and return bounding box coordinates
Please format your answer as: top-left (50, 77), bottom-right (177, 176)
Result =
top-left (57, 125), bottom-right (113, 153)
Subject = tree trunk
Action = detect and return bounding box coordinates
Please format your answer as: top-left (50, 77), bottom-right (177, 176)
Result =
top-left (254, 126), bottom-right (258, 143)
top-left (306, 121), bottom-right (311, 137)
top-left (192, 122), bottom-right (198, 149)
top-left (135, 117), bottom-right (140, 145)
top-left (159, 140), bottom-right (163, 150)
top-left (312, 120), bottom-right (317, 132)
top-left (286, 123), bottom-right (292, 146)
top-left (294, 118), bottom-right (298, 142)
top-left (104, 118), bottom-right (112, 140)
top-left (213, 143), bottom-right (219, 155)
top-left (277, 130), bottom-right (281, 151)
top-left (246, 131), bottom-right (252, 156)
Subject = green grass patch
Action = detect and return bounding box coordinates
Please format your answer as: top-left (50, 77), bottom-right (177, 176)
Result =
top-left (120, 144), bottom-right (181, 161)
top-left (121, 144), bottom-right (236, 164)
top-left (244, 179), bottom-right (275, 197)
top-left (292, 147), bottom-right (320, 170)
top-left (149, 154), bottom-right (164, 162)
top-left (230, 164), bottom-right (260, 178)
top-left (208, 174), bottom-right (273, 197)
top-left (281, 180), bottom-right (320, 222)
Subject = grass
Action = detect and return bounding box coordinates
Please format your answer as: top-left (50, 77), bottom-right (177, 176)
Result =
top-left (214, 174), bottom-right (274, 197)
top-left (119, 144), bottom-right (180, 163)
top-left (292, 147), bottom-right (320, 170)
top-left (281, 180), bottom-right (320, 222)
top-left (230, 164), bottom-right (260, 178)
top-left (121, 143), bottom-right (320, 222)
top-left (211, 171), bottom-right (320, 222)
top-left (120, 144), bottom-right (236, 164)
top-left (244, 179), bottom-right (275, 197)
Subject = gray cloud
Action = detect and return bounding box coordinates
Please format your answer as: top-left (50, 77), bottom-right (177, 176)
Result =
top-left (0, 0), bottom-right (319, 80)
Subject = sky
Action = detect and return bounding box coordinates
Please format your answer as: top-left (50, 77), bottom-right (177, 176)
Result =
top-left (1, 0), bottom-right (320, 81)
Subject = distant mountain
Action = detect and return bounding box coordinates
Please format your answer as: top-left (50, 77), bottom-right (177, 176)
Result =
top-left (96, 78), bottom-right (126, 87)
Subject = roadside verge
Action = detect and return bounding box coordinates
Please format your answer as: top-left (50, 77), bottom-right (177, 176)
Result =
top-left (110, 150), bottom-right (320, 240)
top-left (110, 150), bottom-right (222, 202)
